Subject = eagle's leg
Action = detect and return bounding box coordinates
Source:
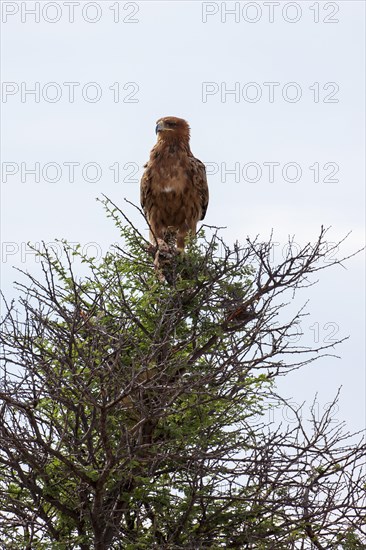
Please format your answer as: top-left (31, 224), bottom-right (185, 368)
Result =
top-left (177, 221), bottom-right (198, 251)
top-left (165, 227), bottom-right (178, 250)
top-left (152, 243), bottom-right (168, 282)
top-left (151, 228), bottom-right (174, 281)
top-left (149, 229), bottom-right (161, 249)
top-left (176, 233), bottom-right (187, 252)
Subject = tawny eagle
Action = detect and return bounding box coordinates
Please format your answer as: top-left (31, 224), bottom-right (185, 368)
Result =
top-left (140, 116), bottom-right (209, 250)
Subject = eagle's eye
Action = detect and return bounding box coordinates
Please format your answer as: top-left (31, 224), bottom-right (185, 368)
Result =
top-left (166, 121), bottom-right (177, 127)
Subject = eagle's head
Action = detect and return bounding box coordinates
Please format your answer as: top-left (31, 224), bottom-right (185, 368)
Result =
top-left (155, 116), bottom-right (190, 142)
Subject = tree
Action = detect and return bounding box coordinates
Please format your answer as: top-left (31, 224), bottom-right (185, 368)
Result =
top-left (0, 198), bottom-right (365, 549)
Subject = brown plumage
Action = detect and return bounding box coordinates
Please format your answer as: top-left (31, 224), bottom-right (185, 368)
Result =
top-left (140, 116), bottom-right (209, 250)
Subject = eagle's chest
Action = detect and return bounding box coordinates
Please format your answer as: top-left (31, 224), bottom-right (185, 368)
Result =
top-left (151, 157), bottom-right (189, 195)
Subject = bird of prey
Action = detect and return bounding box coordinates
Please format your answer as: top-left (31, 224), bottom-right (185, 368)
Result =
top-left (140, 116), bottom-right (209, 251)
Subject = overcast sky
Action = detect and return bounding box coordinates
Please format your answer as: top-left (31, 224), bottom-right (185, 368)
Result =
top-left (1, 1), bottom-right (365, 432)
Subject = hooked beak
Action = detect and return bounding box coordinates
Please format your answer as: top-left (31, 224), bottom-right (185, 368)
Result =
top-left (155, 121), bottom-right (164, 134)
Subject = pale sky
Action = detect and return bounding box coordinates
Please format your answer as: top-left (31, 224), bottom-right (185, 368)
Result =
top-left (1, 1), bottom-right (365, 432)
